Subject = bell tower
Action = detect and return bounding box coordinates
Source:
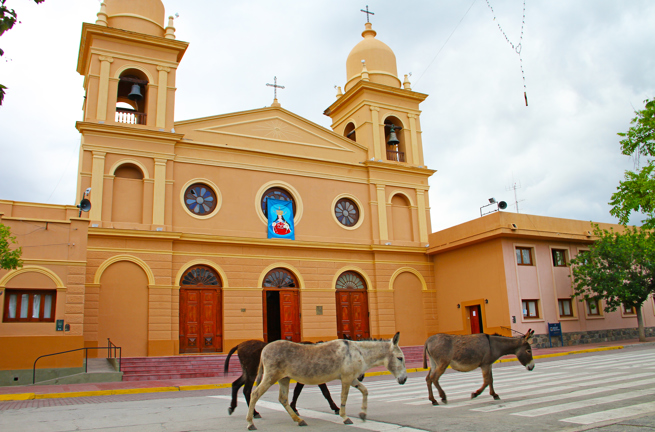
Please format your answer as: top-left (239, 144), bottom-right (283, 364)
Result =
top-left (75, 0), bottom-right (188, 226)
top-left (324, 21), bottom-right (433, 246)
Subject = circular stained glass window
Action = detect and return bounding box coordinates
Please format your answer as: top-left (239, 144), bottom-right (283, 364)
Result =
top-left (184, 183), bottom-right (217, 215)
top-left (336, 271), bottom-right (365, 290)
top-left (261, 187), bottom-right (295, 217)
top-left (335, 198), bottom-right (360, 227)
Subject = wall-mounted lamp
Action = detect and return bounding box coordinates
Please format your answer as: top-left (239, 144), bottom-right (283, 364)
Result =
top-left (485, 299), bottom-right (488, 304)
top-left (457, 304), bottom-right (460, 309)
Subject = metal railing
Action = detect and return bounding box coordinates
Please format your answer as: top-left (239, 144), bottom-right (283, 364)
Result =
top-left (386, 150), bottom-right (405, 162)
top-left (115, 107), bottom-right (147, 125)
top-left (33, 338), bottom-right (121, 384)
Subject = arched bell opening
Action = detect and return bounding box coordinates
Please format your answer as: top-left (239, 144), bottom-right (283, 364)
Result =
top-left (262, 268), bottom-right (300, 343)
top-left (335, 271), bottom-right (370, 340)
top-left (344, 122), bottom-right (357, 142)
top-left (116, 69), bottom-right (148, 125)
top-left (384, 116), bottom-right (406, 162)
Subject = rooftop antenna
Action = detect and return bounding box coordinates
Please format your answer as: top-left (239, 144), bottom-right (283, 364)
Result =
top-left (506, 180), bottom-right (525, 213)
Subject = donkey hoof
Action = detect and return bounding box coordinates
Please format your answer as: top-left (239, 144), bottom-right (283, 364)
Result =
top-left (333, 409), bottom-right (340, 415)
top-left (442, 399), bottom-right (448, 405)
top-left (431, 400), bottom-right (439, 406)
top-left (471, 392), bottom-right (479, 399)
top-left (493, 395), bottom-right (501, 401)
top-left (254, 413), bottom-right (262, 419)
top-left (228, 407), bottom-right (234, 415)
top-left (247, 425), bottom-right (257, 431)
top-left (344, 418), bottom-right (353, 425)
top-left (359, 412), bottom-right (367, 421)
top-left (298, 420), bottom-right (308, 427)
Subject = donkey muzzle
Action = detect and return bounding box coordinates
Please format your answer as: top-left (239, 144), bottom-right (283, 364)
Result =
top-left (398, 376), bottom-right (407, 385)
top-left (526, 360), bottom-right (535, 371)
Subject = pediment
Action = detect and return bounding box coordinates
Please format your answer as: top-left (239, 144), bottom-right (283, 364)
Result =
top-left (174, 107), bottom-right (367, 163)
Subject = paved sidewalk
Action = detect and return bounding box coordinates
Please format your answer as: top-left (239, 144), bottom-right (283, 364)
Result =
top-left (1, 338), bottom-right (653, 401)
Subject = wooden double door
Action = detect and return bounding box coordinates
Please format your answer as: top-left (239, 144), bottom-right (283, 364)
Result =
top-left (179, 266), bottom-right (223, 353)
top-left (262, 268), bottom-right (301, 343)
top-left (336, 289), bottom-right (370, 340)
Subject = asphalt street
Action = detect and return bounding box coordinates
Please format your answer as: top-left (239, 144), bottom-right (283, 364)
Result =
top-left (1, 346), bottom-right (655, 431)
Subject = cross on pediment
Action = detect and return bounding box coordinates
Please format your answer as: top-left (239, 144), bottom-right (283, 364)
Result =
top-left (266, 76), bottom-right (285, 100)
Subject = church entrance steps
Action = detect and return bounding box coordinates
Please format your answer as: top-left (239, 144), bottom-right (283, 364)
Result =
top-left (120, 345), bottom-right (425, 382)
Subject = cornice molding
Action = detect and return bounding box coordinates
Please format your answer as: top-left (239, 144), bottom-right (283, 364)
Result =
top-left (76, 121), bottom-right (183, 143)
top-left (324, 80), bottom-right (428, 117)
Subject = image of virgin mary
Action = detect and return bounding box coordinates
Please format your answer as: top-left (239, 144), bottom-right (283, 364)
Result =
top-left (272, 209), bottom-right (291, 235)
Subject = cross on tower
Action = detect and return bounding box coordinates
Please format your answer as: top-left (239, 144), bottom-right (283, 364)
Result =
top-left (266, 76), bottom-right (285, 100)
top-left (360, 5), bottom-right (374, 23)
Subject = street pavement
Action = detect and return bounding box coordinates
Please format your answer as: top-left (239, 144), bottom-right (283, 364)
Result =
top-left (1, 339), bottom-right (655, 431)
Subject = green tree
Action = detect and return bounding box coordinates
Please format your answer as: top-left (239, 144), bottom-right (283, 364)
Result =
top-left (571, 224), bottom-right (655, 342)
top-left (0, 223), bottom-right (22, 270)
top-left (610, 98), bottom-right (655, 228)
top-left (1, 0), bottom-right (46, 105)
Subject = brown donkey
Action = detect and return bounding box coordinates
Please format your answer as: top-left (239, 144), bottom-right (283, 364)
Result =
top-left (422, 329), bottom-right (535, 405)
top-left (224, 340), bottom-right (351, 418)
top-left (246, 333), bottom-right (407, 430)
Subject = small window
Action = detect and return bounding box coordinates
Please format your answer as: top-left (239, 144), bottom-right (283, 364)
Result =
top-left (336, 271), bottom-right (366, 290)
top-left (558, 299), bottom-right (573, 317)
top-left (522, 299), bottom-right (539, 318)
top-left (586, 299), bottom-right (601, 316)
top-left (3, 289), bottom-right (56, 323)
top-left (516, 247), bottom-right (533, 266)
top-left (184, 183), bottom-right (217, 216)
top-left (263, 268), bottom-right (297, 288)
top-left (552, 249), bottom-right (567, 267)
top-left (622, 304), bottom-right (636, 315)
top-left (261, 187), bottom-right (295, 217)
top-left (334, 198), bottom-right (360, 227)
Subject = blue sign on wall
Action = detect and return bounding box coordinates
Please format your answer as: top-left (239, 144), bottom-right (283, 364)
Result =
top-left (267, 199), bottom-right (295, 240)
top-left (548, 322), bottom-right (563, 347)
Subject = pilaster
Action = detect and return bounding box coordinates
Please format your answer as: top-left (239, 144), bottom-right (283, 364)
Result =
top-left (96, 56), bottom-right (113, 122)
top-left (370, 106), bottom-right (381, 160)
top-left (156, 66), bottom-right (170, 129)
top-left (153, 158), bottom-right (167, 225)
top-left (90, 152), bottom-right (106, 221)
top-left (416, 189), bottom-right (428, 243)
top-left (408, 114), bottom-right (420, 166)
top-left (376, 184), bottom-right (388, 241)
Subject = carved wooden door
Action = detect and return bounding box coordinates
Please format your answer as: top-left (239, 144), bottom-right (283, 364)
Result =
top-left (280, 290), bottom-right (300, 342)
top-left (335, 271), bottom-right (369, 340)
top-left (179, 266), bottom-right (222, 353)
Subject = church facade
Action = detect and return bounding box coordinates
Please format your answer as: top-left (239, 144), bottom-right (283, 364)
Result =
top-left (1, 0), bottom-right (652, 382)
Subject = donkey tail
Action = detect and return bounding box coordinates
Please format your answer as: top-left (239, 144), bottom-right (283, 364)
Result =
top-left (223, 344), bottom-right (239, 376)
top-left (255, 359), bottom-right (264, 386)
top-left (422, 342), bottom-right (428, 370)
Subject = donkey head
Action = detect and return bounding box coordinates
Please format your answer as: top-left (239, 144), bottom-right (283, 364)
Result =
top-left (386, 332), bottom-right (407, 384)
top-left (516, 329), bottom-right (535, 371)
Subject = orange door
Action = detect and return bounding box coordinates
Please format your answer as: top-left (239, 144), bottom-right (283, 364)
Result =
top-left (336, 290), bottom-right (370, 340)
top-left (180, 288), bottom-right (222, 353)
top-left (280, 290), bottom-right (301, 342)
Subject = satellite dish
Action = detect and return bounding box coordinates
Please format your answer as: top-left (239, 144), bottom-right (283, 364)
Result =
top-left (498, 201), bottom-right (508, 210)
top-left (78, 198), bottom-right (91, 213)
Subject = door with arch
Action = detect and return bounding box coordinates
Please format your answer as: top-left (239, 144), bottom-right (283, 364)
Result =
top-left (335, 271), bottom-right (370, 340)
top-left (179, 265), bottom-right (223, 353)
top-left (262, 268), bottom-right (301, 343)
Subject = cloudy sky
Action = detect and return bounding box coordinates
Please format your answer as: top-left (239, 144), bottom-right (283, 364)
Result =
top-left (1, 0), bottom-right (653, 231)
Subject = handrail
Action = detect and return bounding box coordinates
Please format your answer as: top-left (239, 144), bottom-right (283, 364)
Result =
top-left (32, 340), bottom-right (122, 384)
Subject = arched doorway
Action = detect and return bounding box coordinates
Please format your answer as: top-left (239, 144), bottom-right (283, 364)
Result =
top-left (179, 265), bottom-right (223, 353)
top-left (262, 268), bottom-right (300, 342)
top-left (393, 271), bottom-right (427, 346)
top-left (335, 271), bottom-right (370, 340)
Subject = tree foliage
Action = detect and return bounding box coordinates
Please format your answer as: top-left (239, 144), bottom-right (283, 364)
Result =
top-left (0, 223), bottom-right (22, 270)
top-left (570, 224), bottom-right (655, 341)
top-left (610, 98), bottom-right (655, 228)
top-left (0, 0), bottom-right (46, 105)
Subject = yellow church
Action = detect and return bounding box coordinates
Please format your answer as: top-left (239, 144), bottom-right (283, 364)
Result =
top-left (2, 0), bottom-right (651, 384)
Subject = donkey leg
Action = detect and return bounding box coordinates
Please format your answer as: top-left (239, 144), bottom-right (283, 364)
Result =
top-left (290, 382), bottom-right (304, 415)
top-left (278, 377), bottom-right (307, 426)
top-left (243, 377), bottom-right (261, 418)
top-left (482, 365), bottom-right (500, 400)
top-left (317, 383), bottom-right (340, 414)
top-left (246, 374), bottom-right (275, 431)
top-left (471, 366), bottom-right (490, 399)
top-left (425, 368), bottom-right (438, 405)
top-left (351, 377), bottom-right (369, 421)
top-left (431, 363), bottom-right (449, 404)
top-left (339, 379), bottom-right (353, 424)
top-left (229, 375), bottom-right (245, 415)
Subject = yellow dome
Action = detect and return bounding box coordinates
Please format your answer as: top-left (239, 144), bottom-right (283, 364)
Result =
top-left (105, 0), bottom-right (166, 37)
top-left (345, 23), bottom-right (401, 91)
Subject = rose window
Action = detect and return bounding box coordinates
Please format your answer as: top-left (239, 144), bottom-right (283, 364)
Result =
top-left (336, 271), bottom-right (365, 290)
top-left (335, 198), bottom-right (359, 227)
top-left (184, 183), bottom-right (216, 215)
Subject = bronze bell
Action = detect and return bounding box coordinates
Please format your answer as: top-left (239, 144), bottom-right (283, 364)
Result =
top-left (387, 125), bottom-right (400, 146)
top-left (127, 83), bottom-right (143, 101)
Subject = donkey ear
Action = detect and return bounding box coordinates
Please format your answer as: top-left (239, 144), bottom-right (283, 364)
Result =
top-left (524, 328), bottom-right (532, 339)
top-left (392, 332), bottom-right (400, 346)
